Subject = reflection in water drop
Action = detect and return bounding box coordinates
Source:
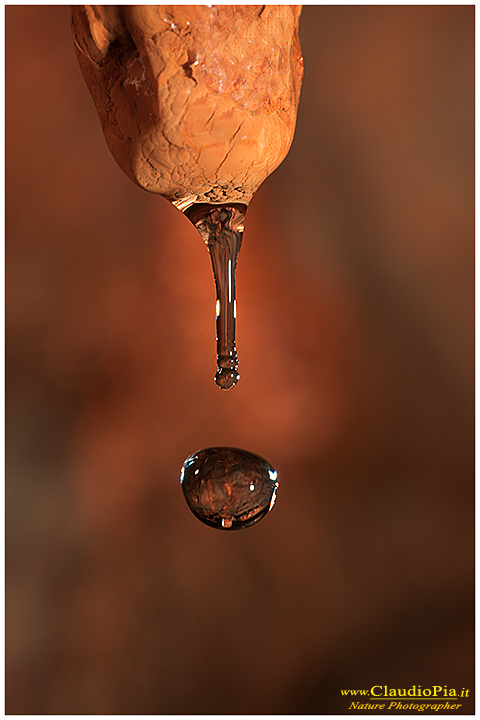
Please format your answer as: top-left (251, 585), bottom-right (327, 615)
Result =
top-left (184, 203), bottom-right (246, 389)
top-left (180, 447), bottom-right (278, 530)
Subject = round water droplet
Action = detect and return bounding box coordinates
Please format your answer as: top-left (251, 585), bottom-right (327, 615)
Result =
top-left (180, 447), bottom-right (278, 530)
top-left (215, 367), bottom-right (240, 390)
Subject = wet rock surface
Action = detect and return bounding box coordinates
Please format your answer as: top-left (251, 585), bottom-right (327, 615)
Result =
top-left (72, 5), bottom-right (303, 208)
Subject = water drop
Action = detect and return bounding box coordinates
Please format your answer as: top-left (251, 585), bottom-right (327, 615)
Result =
top-left (184, 203), bottom-right (246, 389)
top-left (180, 447), bottom-right (278, 530)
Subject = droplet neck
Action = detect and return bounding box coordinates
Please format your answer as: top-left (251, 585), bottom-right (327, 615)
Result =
top-left (184, 203), bottom-right (247, 390)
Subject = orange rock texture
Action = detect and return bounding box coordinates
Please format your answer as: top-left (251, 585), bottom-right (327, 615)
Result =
top-left (72, 5), bottom-right (303, 209)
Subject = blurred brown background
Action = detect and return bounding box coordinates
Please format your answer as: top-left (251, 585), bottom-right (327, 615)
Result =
top-left (6, 5), bottom-right (474, 715)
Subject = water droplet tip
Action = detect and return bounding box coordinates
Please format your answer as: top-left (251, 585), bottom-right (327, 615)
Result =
top-left (215, 367), bottom-right (239, 390)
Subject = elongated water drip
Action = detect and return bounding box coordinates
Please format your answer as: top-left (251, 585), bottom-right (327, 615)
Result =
top-left (184, 203), bottom-right (246, 389)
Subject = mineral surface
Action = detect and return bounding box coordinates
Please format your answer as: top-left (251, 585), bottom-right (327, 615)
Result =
top-left (72, 5), bottom-right (303, 208)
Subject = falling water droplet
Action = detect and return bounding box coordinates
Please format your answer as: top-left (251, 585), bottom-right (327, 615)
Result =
top-left (180, 447), bottom-right (278, 530)
top-left (184, 203), bottom-right (246, 389)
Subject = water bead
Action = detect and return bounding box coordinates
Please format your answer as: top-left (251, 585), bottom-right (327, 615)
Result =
top-left (214, 367), bottom-right (240, 390)
top-left (180, 447), bottom-right (278, 530)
